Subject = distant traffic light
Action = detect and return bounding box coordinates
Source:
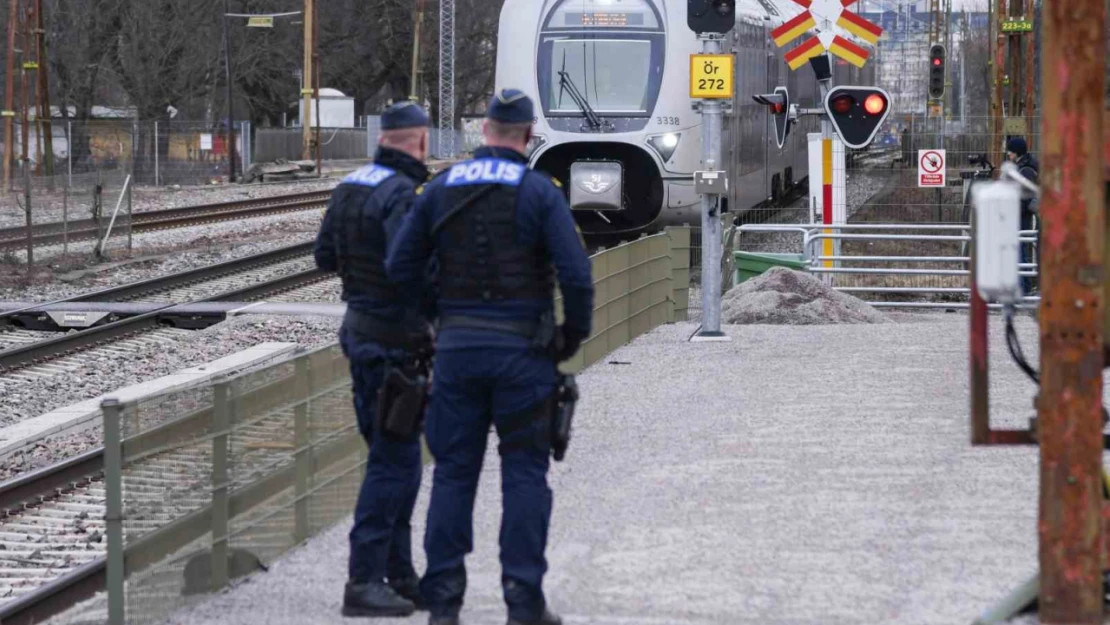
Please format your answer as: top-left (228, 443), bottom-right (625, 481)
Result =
top-left (823, 86), bottom-right (892, 149)
top-left (752, 87), bottom-right (792, 149)
top-left (688, 0), bottom-right (736, 34)
top-left (928, 44), bottom-right (946, 100)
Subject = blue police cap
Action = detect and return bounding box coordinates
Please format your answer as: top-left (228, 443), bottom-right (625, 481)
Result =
top-left (381, 101), bottom-right (429, 131)
top-left (487, 89), bottom-right (534, 124)
top-left (1006, 137), bottom-right (1028, 157)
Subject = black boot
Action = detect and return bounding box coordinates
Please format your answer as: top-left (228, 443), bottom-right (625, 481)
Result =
top-left (341, 580), bottom-right (415, 618)
top-left (506, 608), bottom-right (562, 625)
top-left (427, 615), bottom-right (461, 625)
top-left (389, 576), bottom-right (426, 610)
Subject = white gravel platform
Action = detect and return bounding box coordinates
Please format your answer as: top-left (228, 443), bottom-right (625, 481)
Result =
top-left (144, 313), bottom-right (1059, 625)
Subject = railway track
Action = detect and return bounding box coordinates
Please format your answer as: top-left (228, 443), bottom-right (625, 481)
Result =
top-left (0, 243), bottom-right (331, 383)
top-left (0, 190), bottom-right (331, 251)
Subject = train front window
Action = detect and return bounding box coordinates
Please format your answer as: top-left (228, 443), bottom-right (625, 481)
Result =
top-left (548, 39), bottom-right (652, 114)
top-left (537, 0), bottom-right (664, 125)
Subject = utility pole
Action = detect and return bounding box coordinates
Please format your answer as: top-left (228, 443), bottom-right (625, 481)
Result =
top-left (438, 0), bottom-right (455, 159)
top-left (3, 0), bottom-right (19, 190)
top-left (988, 0), bottom-right (1005, 174)
top-left (301, 0), bottom-right (314, 161)
top-left (410, 0), bottom-right (426, 101)
top-left (34, 0), bottom-right (52, 178)
top-left (223, 0), bottom-right (237, 182)
top-left (1037, 0), bottom-right (1105, 620)
top-left (19, 6), bottom-right (31, 171)
top-left (312, 0), bottom-right (320, 177)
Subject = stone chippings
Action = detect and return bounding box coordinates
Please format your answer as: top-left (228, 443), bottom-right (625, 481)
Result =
top-left (0, 315), bottom-right (341, 482)
top-left (721, 266), bottom-right (890, 325)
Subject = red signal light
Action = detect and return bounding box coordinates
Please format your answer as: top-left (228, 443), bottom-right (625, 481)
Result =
top-left (771, 103), bottom-right (785, 114)
top-left (863, 94), bottom-right (886, 115)
top-left (933, 58), bottom-right (942, 66)
top-left (830, 95), bottom-right (854, 114)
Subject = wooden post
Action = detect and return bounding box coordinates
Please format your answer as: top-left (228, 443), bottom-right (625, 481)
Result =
top-left (2, 0), bottom-right (18, 191)
top-left (301, 0), bottom-right (313, 161)
top-left (34, 0), bottom-right (53, 179)
top-left (1036, 0), bottom-right (1106, 621)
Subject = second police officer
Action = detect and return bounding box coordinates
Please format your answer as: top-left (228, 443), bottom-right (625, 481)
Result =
top-left (314, 101), bottom-right (434, 618)
top-left (386, 90), bottom-right (595, 625)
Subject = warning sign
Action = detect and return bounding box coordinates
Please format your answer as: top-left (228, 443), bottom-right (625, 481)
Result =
top-left (918, 149), bottom-right (946, 187)
top-left (690, 54), bottom-right (734, 99)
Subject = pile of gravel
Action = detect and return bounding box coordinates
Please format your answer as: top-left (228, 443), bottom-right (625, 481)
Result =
top-left (721, 266), bottom-right (889, 325)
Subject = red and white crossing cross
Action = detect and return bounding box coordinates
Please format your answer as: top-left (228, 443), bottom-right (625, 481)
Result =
top-left (770, 0), bottom-right (883, 70)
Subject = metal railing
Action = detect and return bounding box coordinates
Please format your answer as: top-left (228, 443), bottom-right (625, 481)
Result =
top-left (98, 227), bottom-right (693, 624)
top-left (738, 222), bottom-right (1039, 308)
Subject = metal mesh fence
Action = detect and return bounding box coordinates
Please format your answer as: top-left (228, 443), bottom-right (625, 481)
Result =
top-left (727, 114), bottom-right (1040, 306)
top-left (9, 120), bottom-right (241, 190)
top-left (103, 345), bottom-right (362, 625)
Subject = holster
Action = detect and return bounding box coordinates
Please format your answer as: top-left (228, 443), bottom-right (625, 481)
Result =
top-left (551, 375), bottom-right (579, 462)
top-left (375, 357), bottom-right (431, 441)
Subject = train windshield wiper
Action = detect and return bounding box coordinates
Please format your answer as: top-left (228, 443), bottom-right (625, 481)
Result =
top-left (557, 70), bottom-right (604, 132)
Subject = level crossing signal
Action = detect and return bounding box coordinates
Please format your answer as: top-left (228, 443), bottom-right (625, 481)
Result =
top-left (928, 44), bottom-right (946, 99)
top-left (687, 0), bottom-right (736, 34)
top-left (752, 87), bottom-right (792, 149)
top-left (823, 86), bottom-right (892, 149)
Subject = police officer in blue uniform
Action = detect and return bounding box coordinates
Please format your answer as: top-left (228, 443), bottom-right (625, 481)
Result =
top-left (315, 101), bottom-right (434, 618)
top-left (386, 90), bottom-right (594, 625)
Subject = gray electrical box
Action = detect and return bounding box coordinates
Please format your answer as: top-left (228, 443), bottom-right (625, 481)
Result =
top-left (694, 170), bottom-right (728, 195)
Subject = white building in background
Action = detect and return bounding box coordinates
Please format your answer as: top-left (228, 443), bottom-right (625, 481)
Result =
top-left (297, 88), bottom-right (356, 129)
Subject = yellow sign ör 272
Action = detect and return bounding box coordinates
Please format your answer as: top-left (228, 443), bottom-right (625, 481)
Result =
top-left (690, 54), bottom-right (734, 99)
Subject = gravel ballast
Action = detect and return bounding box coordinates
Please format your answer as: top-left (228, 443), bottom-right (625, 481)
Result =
top-left (721, 266), bottom-right (890, 325)
top-left (110, 314), bottom-right (1056, 625)
top-left (0, 315), bottom-right (341, 481)
top-left (0, 213), bottom-right (322, 302)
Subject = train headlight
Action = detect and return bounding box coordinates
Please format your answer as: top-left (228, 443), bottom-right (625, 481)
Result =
top-left (647, 132), bottom-right (681, 162)
top-left (526, 134), bottom-right (547, 158)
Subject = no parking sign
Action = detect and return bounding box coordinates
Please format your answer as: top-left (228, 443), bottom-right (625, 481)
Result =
top-left (918, 150), bottom-right (946, 187)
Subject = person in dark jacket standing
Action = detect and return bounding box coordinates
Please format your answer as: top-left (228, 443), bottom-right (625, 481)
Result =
top-left (1006, 137), bottom-right (1040, 294)
top-left (315, 101), bottom-right (434, 618)
top-left (386, 89), bottom-right (594, 625)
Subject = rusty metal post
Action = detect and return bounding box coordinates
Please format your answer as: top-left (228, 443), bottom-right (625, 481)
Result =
top-left (1036, 0), bottom-right (1106, 621)
top-left (970, 206), bottom-right (991, 445)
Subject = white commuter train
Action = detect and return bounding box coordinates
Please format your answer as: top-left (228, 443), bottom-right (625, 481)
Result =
top-left (494, 0), bottom-right (876, 235)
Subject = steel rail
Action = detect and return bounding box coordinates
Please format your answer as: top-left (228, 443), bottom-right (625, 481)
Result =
top-left (0, 190), bottom-right (331, 250)
top-left (0, 267), bottom-right (327, 372)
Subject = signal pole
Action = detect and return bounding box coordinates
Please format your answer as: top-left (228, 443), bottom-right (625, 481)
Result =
top-left (693, 31), bottom-right (728, 341)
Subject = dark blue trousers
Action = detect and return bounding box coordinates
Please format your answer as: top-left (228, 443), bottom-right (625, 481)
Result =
top-left (342, 329), bottom-right (424, 584)
top-left (419, 347), bottom-right (557, 621)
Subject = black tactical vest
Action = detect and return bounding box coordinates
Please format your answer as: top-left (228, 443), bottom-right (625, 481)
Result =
top-left (333, 165), bottom-right (403, 302)
top-left (434, 171), bottom-right (554, 302)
